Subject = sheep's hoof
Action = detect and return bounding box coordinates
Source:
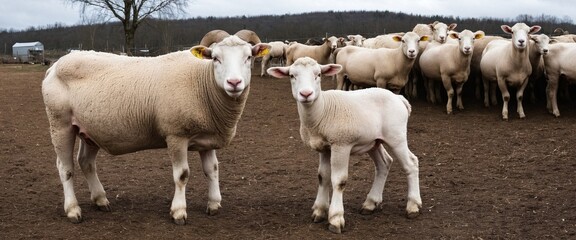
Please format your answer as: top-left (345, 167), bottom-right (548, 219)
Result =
top-left (329, 224), bottom-right (343, 234)
top-left (97, 204), bottom-right (111, 212)
top-left (206, 202), bottom-right (221, 216)
top-left (206, 207), bottom-right (219, 216)
top-left (173, 217), bottom-right (186, 225)
top-left (68, 215), bottom-right (82, 224)
top-left (66, 206), bottom-right (82, 223)
top-left (312, 212), bottom-right (327, 223)
top-left (406, 211), bottom-right (420, 219)
top-left (360, 208), bottom-right (375, 215)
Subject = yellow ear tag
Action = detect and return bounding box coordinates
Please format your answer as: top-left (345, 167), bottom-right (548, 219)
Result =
top-left (191, 47), bottom-right (205, 59)
top-left (257, 47), bottom-right (270, 57)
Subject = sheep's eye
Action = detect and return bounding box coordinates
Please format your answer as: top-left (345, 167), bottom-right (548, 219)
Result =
top-left (213, 57), bottom-right (220, 63)
top-left (290, 74), bottom-right (295, 79)
top-left (246, 56), bottom-right (252, 62)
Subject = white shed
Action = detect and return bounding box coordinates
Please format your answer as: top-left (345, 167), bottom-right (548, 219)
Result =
top-left (12, 41), bottom-right (44, 63)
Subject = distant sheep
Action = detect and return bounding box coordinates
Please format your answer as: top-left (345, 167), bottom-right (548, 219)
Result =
top-left (42, 34), bottom-right (270, 224)
top-left (267, 57), bottom-right (421, 234)
top-left (286, 36), bottom-right (340, 65)
top-left (335, 32), bottom-right (428, 93)
top-left (543, 42), bottom-right (576, 117)
top-left (261, 41), bottom-right (288, 76)
top-left (480, 23), bottom-right (541, 120)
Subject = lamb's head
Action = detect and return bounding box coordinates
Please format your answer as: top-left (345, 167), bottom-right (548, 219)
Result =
top-left (191, 35), bottom-right (270, 98)
top-left (430, 21), bottom-right (457, 43)
top-left (530, 34), bottom-right (551, 55)
top-left (266, 57), bottom-right (341, 104)
top-left (501, 23), bottom-right (541, 50)
top-left (347, 34), bottom-right (365, 46)
top-left (450, 30), bottom-right (485, 55)
top-left (394, 32), bottom-right (429, 59)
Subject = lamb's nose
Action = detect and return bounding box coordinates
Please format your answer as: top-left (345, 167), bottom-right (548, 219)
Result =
top-left (299, 90), bottom-right (313, 99)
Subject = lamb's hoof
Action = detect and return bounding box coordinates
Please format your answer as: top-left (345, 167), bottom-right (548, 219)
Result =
top-left (206, 207), bottom-right (219, 216)
top-left (406, 211), bottom-right (420, 219)
top-left (66, 206), bottom-right (82, 223)
top-left (97, 204), bottom-right (111, 212)
top-left (312, 213), bottom-right (326, 223)
top-left (329, 224), bottom-right (343, 234)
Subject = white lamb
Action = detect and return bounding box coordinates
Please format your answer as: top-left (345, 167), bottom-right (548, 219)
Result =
top-left (285, 36), bottom-right (340, 65)
top-left (480, 23), bottom-right (541, 120)
top-left (543, 42), bottom-right (576, 117)
top-left (260, 41), bottom-right (288, 76)
top-left (335, 32), bottom-right (428, 92)
top-left (344, 34), bottom-right (365, 46)
top-left (42, 35), bottom-right (270, 224)
top-left (419, 30), bottom-right (485, 114)
top-left (267, 57), bottom-right (421, 234)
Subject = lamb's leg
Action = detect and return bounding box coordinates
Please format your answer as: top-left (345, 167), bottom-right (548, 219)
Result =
top-left (312, 151), bottom-right (331, 223)
top-left (200, 150), bottom-right (222, 215)
top-left (77, 141), bottom-right (110, 212)
top-left (52, 124), bottom-right (82, 223)
top-left (166, 136), bottom-right (190, 225)
top-left (497, 79), bottom-right (510, 120)
top-left (327, 145), bottom-right (351, 234)
top-left (361, 144), bottom-right (392, 214)
top-left (389, 143), bottom-right (421, 219)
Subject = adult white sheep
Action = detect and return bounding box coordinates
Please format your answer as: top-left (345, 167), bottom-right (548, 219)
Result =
top-left (260, 41), bottom-right (288, 76)
top-left (335, 32), bottom-right (428, 92)
top-left (344, 34), bottom-right (365, 46)
top-left (42, 35), bottom-right (270, 224)
top-left (526, 34), bottom-right (550, 103)
top-left (285, 36), bottom-right (340, 65)
top-left (468, 35), bottom-right (506, 99)
top-left (543, 42), bottom-right (576, 117)
top-left (267, 57), bottom-right (421, 234)
top-left (419, 29), bottom-right (485, 114)
top-left (412, 21), bottom-right (458, 44)
top-left (480, 23), bottom-right (541, 120)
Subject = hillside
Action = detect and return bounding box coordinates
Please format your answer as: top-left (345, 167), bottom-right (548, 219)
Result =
top-left (0, 10), bottom-right (574, 57)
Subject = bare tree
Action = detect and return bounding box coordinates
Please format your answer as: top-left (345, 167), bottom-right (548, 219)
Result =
top-left (66, 0), bottom-right (189, 55)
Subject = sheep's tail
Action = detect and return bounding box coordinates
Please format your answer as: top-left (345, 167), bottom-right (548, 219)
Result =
top-left (398, 94), bottom-right (412, 117)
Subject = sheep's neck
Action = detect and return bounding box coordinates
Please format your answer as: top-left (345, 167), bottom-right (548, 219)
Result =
top-left (297, 93), bottom-right (328, 129)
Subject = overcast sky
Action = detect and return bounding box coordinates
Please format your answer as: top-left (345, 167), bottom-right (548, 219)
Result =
top-left (1, 0), bottom-right (575, 31)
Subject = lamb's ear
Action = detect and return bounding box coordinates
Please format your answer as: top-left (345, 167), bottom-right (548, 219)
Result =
top-left (267, 66), bottom-right (290, 78)
top-left (529, 25), bottom-right (542, 34)
top-left (501, 25), bottom-right (513, 34)
top-left (190, 46), bottom-right (212, 59)
top-left (320, 64), bottom-right (342, 76)
top-left (252, 43), bottom-right (271, 57)
top-left (392, 35), bottom-right (403, 42)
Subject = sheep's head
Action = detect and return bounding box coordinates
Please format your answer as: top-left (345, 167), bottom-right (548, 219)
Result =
top-left (429, 21), bottom-right (457, 43)
top-left (324, 36), bottom-right (340, 51)
top-left (267, 57), bottom-right (341, 104)
top-left (451, 30), bottom-right (485, 55)
top-left (502, 23), bottom-right (541, 50)
top-left (395, 32), bottom-right (429, 59)
top-left (191, 35), bottom-right (270, 98)
top-left (530, 34), bottom-right (550, 55)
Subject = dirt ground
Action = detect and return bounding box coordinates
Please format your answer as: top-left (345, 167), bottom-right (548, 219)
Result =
top-left (1, 63), bottom-right (575, 239)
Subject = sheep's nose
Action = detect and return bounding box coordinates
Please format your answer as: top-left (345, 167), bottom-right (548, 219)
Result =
top-left (464, 46), bottom-right (471, 51)
top-left (299, 90), bottom-right (313, 99)
top-left (409, 49), bottom-right (415, 54)
top-left (227, 79), bottom-right (242, 87)
top-left (518, 39), bottom-right (525, 44)
top-left (543, 49), bottom-right (549, 53)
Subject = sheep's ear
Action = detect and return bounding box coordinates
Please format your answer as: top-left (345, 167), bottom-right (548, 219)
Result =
top-left (501, 25), bottom-right (513, 34)
top-left (449, 33), bottom-right (459, 39)
top-left (190, 46), bottom-right (211, 59)
top-left (392, 35), bottom-right (403, 42)
top-left (474, 31), bottom-right (485, 39)
top-left (347, 35), bottom-right (354, 40)
top-left (529, 25), bottom-right (542, 34)
top-left (448, 23), bottom-right (458, 31)
top-left (420, 35), bottom-right (430, 42)
top-left (320, 64), bottom-right (342, 76)
top-left (267, 66), bottom-right (290, 78)
top-left (252, 43), bottom-right (271, 57)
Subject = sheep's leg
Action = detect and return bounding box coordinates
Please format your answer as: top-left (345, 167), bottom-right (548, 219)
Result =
top-left (455, 82), bottom-right (465, 110)
top-left (312, 151), bottom-right (331, 223)
top-left (260, 55), bottom-right (270, 77)
top-left (434, 81), bottom-right (443, 104)
top-left (200, 150), bottom-right (222, 216)
top-left (52, 124), bottom-right (82, 223)
top-left (475, 74), bottom-right (482, 100)
top-left (516, 78), bottom-right (529, 119)
top-left (426, 77), bottom-right (436, 104)
top-left (442, 77), bottom-right (454, 114)
top-left (328, 145), bottom-right (351, 234)
top-left (546, 74), bottom-right (560, 117)
top-left (166, 136), bottom-right (190, 225)
top-left (361, 144), bottom-right (393, 214)
top-left (483, 77), bottom-right (490, 107)
top-left (490, 81), bottom-right (498, 106)
top-left (335, 73), bottom-right (345, 90)
top-left (388, 142), bottom-right (421, 219)
top-left (497, 79), bottom-right (510, 120)
top-left (77, 141), bottom-right (110, 212)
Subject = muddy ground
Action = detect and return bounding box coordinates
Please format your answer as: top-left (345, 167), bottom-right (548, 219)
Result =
top-left (1, 64), bottom-right (575, 239)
